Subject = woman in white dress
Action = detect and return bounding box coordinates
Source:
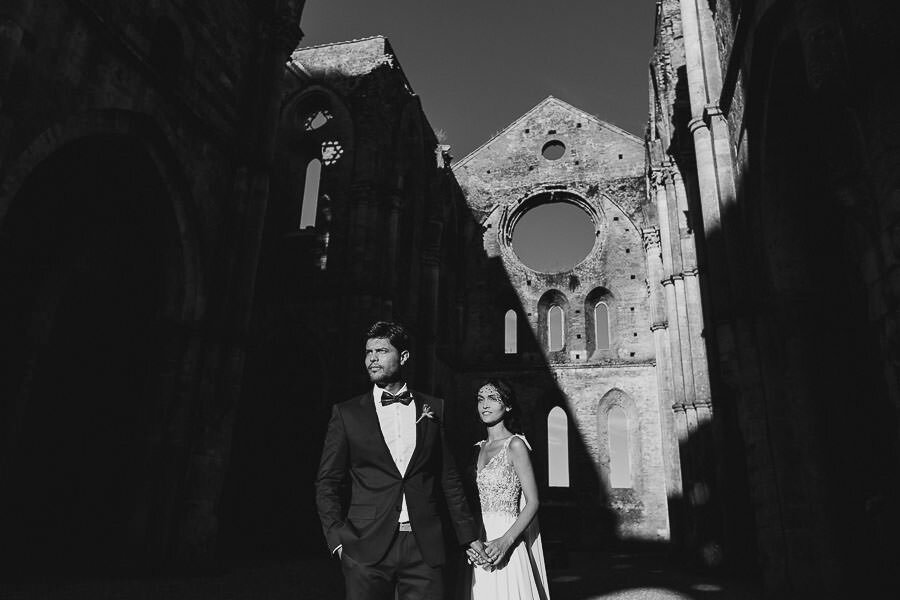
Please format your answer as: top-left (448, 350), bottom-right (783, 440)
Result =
top-left (467, 379), bottom-right (550, 600)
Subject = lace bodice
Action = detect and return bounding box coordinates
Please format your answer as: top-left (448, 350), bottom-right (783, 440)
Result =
top-left (476, 435), bottom-right (530, 516)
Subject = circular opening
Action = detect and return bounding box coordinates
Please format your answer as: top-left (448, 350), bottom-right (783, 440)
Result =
top-left (512, 201), bottom-right (594, 272)
top-left (541, 140), bottom-right (566, 160)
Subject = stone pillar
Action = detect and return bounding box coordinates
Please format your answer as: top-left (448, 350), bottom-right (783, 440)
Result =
top-left (678, 0), bottom-right (744, 570)
top-left (174, 0), bottom-right (305, 566)
top-left (679, 0), bottom-right (735, 319)
top-left (643, 227), bottom-right (683, 499)
top-left (672, 170), bottom-right (711, 407)
top-left (653, 169), bottom-right (686, 413)
top-left (665, 169), bottom-right (697, 407)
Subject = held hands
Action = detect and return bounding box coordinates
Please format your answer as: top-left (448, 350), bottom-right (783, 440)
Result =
top-left (483, 535), bottom-right (513, 567)
top-left (466, 540), bottom-right (494, 572)
top-left (467, 536), bottom-right (513, 570)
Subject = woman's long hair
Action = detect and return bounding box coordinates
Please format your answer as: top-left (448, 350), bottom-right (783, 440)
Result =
top-left (477, 378), bottom-right (523, 434)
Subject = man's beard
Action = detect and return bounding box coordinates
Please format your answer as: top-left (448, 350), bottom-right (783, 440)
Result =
top-left (368, 368), bottom-right (400, 384)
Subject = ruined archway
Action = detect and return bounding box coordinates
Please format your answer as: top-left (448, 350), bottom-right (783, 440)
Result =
top-left (0, 129), bottom-right (194, 574)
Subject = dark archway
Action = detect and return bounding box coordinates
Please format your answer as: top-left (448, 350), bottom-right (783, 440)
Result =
top-left (0, 134), bottom-right (178, 575)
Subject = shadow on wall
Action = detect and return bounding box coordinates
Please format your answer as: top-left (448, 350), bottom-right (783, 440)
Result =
top-left (674, 12), bottom-right (900, 595)
top-left (216, 62), bottom-right (624, 574)
top-left (439, 172), bottom-right (618, 566)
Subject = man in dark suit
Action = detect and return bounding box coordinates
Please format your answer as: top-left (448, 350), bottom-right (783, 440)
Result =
top-left (316, 321), bottom-right (486, 599)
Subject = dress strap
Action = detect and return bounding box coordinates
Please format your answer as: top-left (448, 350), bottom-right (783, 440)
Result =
top-left (504, 433), bottom-right (532, 451)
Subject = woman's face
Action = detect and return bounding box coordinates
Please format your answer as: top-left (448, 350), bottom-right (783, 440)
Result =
top-left (477, 384), bottom-right (509, 424)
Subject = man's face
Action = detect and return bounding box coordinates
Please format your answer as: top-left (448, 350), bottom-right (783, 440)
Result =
top-left (365, 337), bottom-right (408, 385)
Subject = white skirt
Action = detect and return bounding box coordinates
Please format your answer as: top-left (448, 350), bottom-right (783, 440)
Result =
top-left (470, 511), bottom-right (550, 600)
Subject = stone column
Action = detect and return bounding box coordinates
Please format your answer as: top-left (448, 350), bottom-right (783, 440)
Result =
top-left (653, 169), bottom-right (686, 413)
top-left (672, 170), bottom-right (711, 408)
top-left (678, 0), bottom-right (742, 569)
top-left (643, 226), bottom-right (683, 499)
top-left (678, 0), bottom-right (736, 319)
top-left (665, 168), bottom-right (697, 407)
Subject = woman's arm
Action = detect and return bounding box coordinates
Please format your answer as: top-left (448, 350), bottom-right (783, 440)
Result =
top-left (483, 436), bottom-right (540, 565)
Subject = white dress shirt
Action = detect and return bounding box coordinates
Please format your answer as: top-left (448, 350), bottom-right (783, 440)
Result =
top-left (373, 383), bottom-right (416, 523)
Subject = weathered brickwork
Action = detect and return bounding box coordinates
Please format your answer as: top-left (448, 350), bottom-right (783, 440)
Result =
top-left (453, 98), bottom-right (673, 542)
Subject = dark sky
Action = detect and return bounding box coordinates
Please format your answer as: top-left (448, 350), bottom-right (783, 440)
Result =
top-left (300, 0), bottom-right (657, 159)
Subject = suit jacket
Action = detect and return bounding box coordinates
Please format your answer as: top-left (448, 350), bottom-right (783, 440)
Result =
top-left (315, 389), bottom-right (478, 567)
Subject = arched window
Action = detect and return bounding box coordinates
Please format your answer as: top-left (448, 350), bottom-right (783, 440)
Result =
top-left (548, 305), bottom-right (564, 351)
top-left (547, 407), bottom-right (569, 487)
top-left (608, 407), bottom-right (631, 488)
top-left (594, 302), bottom-right (610, 350)
top-left (305, 109), bottom-right (332, 131)
top-left (299, 158), bottom-right (321, 229)
top-left (504, 309), bottom-right (517, 354)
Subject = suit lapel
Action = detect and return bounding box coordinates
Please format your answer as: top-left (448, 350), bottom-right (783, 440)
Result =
top-left (359, 392), bottom-right (403, 477)
top-left (407, 391), bottom-right (429, 472)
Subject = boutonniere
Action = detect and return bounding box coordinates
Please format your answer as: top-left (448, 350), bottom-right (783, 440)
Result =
top-left (416, 403), bottom-right (436, 424)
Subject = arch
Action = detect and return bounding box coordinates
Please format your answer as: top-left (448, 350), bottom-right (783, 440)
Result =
top-left (299, 158), bottom-right (321, 229)
top-left (278, 85), bottom-right (354, 237)
top-left (0, 129), bottom-right (196, 571)
top-left (585, 287), bottom-right (615, 356)
top-left (548, 305), bottom-right (564, 351)
top-left (281, 85), bottom-right (354, 157)
top-left (594, 302), bottom-right (610, 350)
top-left (537, 289), bottom-right (569, 356)
top-left (597, 388), bottom-right (641, 493)
top-left (504, 309), bottom-right (517, 354)
top-left (608, 406), bottom-right (631, 488)
top-left (547, 406), bottom-right (570, 487)
top-left (0, 109), bottom-right (202, 319)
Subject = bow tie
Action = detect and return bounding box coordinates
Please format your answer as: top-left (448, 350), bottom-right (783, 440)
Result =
top-left (381, 390), bottom-right (413, 406)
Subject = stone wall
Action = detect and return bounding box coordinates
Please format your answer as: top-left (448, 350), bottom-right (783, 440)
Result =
top-left (453, 97), bottom-right (673, 543)
top-left (0, 0), bottom-right (306, 574)
top-left (650, 0), bottom-right (900, 594)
